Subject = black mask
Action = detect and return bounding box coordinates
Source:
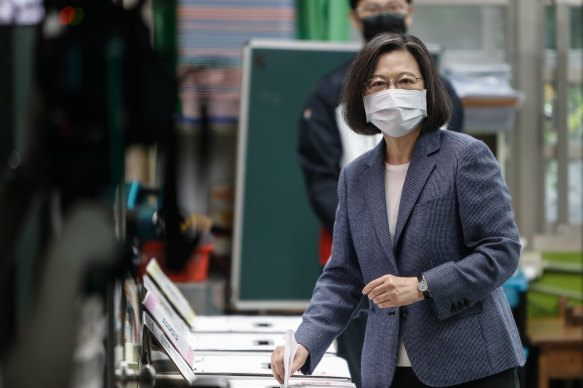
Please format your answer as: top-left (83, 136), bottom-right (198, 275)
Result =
top-left (361, 13), bottom-right (407, 41)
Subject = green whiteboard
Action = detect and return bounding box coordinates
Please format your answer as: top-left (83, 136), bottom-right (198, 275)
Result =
top-left (231, 40), bottom-right (360, 310)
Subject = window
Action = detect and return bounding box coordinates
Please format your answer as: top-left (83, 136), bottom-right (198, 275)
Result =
top-left (543, 4), bottom-right (583, 228)
top-left (411, 5), bottom-right (507, 65)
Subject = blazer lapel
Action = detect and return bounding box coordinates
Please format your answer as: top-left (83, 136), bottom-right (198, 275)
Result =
top-left (393, 131), bottom-right (440, 247)
top-left (362, 140), bottom-right (398, 271)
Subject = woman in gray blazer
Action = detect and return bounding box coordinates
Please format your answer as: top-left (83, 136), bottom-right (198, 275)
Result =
top-left (272, 33), bottom-right (524, 388)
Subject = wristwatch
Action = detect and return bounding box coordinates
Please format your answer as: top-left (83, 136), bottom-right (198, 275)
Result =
top-left (417, 275), bottom-right (430, 299)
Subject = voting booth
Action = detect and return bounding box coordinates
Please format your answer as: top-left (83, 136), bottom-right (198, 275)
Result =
top-left (140, 260), bottom-right (354, 387)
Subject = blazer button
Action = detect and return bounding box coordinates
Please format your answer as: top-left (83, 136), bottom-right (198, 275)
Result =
top-left (400, 309), bottom-right (407, 318)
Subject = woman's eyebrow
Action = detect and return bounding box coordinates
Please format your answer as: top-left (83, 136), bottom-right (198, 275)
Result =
top-left (370, 71), bottom-right (418, 78)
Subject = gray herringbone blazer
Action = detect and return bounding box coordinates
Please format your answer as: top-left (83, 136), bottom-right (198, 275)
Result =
top-left (295, 129), bottom-right (525, 387)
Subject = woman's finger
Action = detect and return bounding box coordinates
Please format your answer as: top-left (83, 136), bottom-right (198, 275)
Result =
top-left (372, 290), bottom-right (392, 305)
top-left (362, 276), bottom-right (385, 294)
top-left (271, 346), bottom-right (285, 383)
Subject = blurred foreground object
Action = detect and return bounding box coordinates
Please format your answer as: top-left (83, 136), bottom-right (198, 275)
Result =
top-left (0, 0), bottom-right (187, 385)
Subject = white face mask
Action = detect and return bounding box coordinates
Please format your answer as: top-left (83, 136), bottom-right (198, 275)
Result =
top-left (363, 89), bottom-right (427, 137)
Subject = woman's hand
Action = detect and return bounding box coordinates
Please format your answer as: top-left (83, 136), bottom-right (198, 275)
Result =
top-left (271, 344), bottom-right (309, 384)
top-left (362, 274), bottom-right (423, 308)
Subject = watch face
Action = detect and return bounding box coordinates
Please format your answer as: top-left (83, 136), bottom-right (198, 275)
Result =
top-left (418, 281), bottom-right (428, 292)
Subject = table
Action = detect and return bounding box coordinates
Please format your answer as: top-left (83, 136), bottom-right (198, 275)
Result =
top-left (527, 317), bottom-right (583, 388)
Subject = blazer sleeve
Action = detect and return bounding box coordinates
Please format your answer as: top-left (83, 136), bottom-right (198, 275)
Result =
top-left (423, 140), bottom-right (521, 321)
top-left (295, 167), bottom-right (365, 374)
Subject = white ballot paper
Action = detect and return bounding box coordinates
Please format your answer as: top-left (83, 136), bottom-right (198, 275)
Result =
top-left (283, 329), bottom-right (298, 388)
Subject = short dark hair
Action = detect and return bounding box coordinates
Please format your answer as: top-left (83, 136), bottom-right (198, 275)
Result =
top-left (349, 0), bottom-right (412, 10)
top-left (341, 33), bottom-right (452, 135)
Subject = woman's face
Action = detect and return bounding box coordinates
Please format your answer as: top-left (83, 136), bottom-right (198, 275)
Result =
top-left (363, 49), bottom-right (425, 96)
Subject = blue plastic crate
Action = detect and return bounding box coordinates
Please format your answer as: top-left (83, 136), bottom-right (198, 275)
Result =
top-left (503, 269), bottom-right (529, 308)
